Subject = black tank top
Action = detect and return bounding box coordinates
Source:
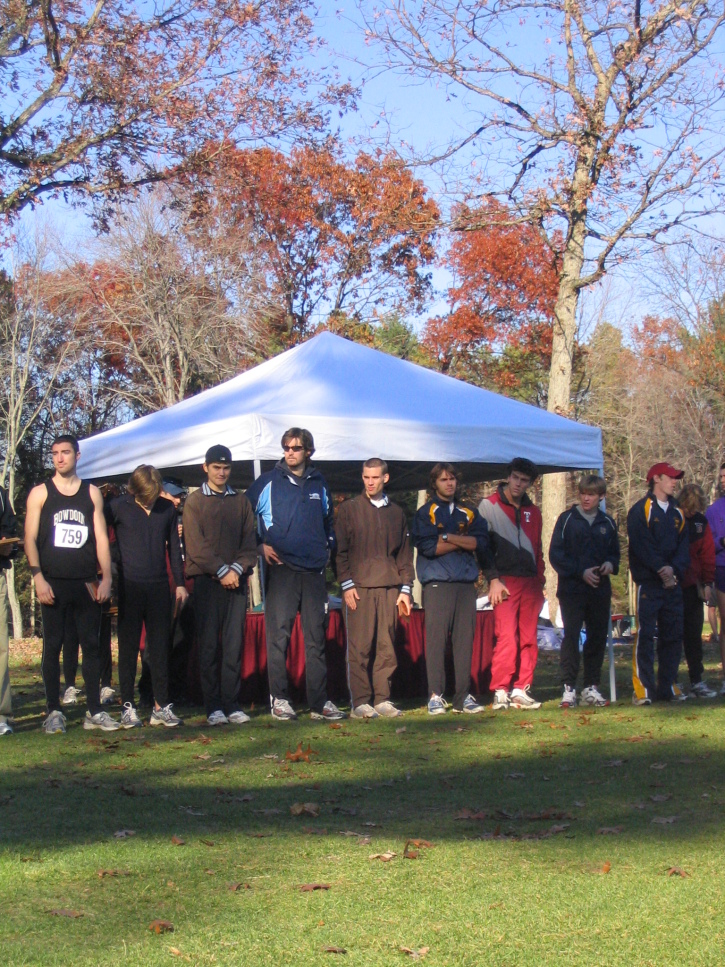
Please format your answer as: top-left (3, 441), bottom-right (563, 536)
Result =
top-left (38, 479), bottom-right (98, 580)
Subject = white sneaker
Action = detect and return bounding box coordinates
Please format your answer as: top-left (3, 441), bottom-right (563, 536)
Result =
top-left (374, 701), bottom-right (403, 718)
top-left (228, 710), bottom-right (250, 725)
top-left (350, 703), bottom-right (379, 719)
top-left (671, 684), bottom-right (688, 702)
top-left (0, 721), bottom-right (13, 735)
top-left (61, 686), bottom-right (80, 706)
top-left (207, 710), bottom-right (229, 726)
top-left (150, 704), bottom-right (183, 727)
top-left (455, 694), bottom-right (485, 714)
top-left (43, 710), bottom-right (67, 734)
top-left (690, 680), bottom-right (717, 699)
top-left (311, 701), bottom-right (347, 721)
top-left (510, 686), bottom-right (542, 709)
top-left (427, 693), bottom-right (447, 715)
top-left (121, 702), bottom-right (143, 729)
top-left (84, 710), bottom-right (121, 731)
top-left (271, 698), bottom-right (297, 721)
top-left (560, 685), bottom-right (577, 708)
top-left (100, 686), bottom-right (116, 704)
top-left (632, 693), bottom-right (652, 706)
top-left (580, 685), bottom-right (608, 707)
top-left (492, 689), bottom-right (510, 710)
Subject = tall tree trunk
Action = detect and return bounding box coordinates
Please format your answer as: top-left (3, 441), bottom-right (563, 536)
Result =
top-left (541, 228), bottom-right (586, 619)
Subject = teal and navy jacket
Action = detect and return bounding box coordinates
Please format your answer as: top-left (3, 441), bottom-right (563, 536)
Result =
top-left (626, 493), bottom-right (689, 586)
top-left (245, 460), bottom-right (335, 572)
top-left (411, 498), bottom-right (489, 584)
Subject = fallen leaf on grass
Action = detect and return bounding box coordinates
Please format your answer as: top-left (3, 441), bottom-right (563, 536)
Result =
top-left (400, 946), bottom-right (429, 959)
top-left (204, 869), bottom-right (215, 875)
top-left (248, 832), bottom-right (273, 838)
top-left (302, 826), bottom-right (328, 835)
top-left (299, 883), bottom-right (331, 891)
top-left (193, 753), bottom-right (211, 761)
top-left (650, 762), bottom-right (667, 770)
top-left (149, 920), bottom-right (174, 934)
top-left (665, 867), bottom-right (690, 877)
top-left (370, 851), bottom-right (396, 862)
top-left (603, 760), bottom-right (625, 768)
top-left (505, 772), bottom-right (525, 779)
top-left (323, 946), bottom-right (347, 954)
top-left (403, 839), bottom-right (433, 859)
top-left (396, 726), bottom-right (407, 734)
top-left (171, 835), bottom-right (185, 845)
top-left (200, 839), bottom-right (215, 847)
top-left (329, 723), bottom-right (344, 730)
top-left (287, 742), bottom-right (319, 763)
top-left (49, 909), bottom-right (83, 918)
top-left (454, 808), bottom-right (488, 821)
top-left (290, 802), bottom-right (320, 817)
top-left (229, 882), bottom-right (252, 891)
top-left (113, 829), bottom-right (135, 839)
top-left (601, 861), bottom-right (612, 874)
top-left (168, 948), bottom-right (191, 960)
top-left (650, 794), bottom-right (672, 802)
top-left (597, 826), bottom-right (624, 835)
top-left (98, 869), bottom-right (130, 878)
top-left (652, 816), bottom-right (678, 825)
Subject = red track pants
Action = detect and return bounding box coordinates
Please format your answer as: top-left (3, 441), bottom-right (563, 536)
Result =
top-left (490, 575), bottom-right (544, 692)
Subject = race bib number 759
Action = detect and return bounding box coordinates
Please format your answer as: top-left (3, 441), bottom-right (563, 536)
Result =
top-left (54, 523), bottom-right (89, 548)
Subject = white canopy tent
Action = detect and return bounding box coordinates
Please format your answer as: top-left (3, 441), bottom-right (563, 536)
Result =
top-left (79, 331), bottom-right (603, 490)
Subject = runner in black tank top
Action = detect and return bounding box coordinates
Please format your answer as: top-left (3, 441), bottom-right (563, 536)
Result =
top-left (24, 435), bottom-right (119, 731)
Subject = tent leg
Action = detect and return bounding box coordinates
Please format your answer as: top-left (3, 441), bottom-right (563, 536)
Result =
top-left (607, 615), bottom-right (616, 703)
top-left (250, 460), bottom-right (265, 611)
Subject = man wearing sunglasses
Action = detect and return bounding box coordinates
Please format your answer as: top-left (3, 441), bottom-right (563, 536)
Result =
top-left (246, 428), bottom-right (345, 722)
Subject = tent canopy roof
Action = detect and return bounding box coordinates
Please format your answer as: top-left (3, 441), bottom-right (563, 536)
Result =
top-left (78, 332), bottom-right (602, 491)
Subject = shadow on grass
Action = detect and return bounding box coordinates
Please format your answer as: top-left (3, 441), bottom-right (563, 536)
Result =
top-left (2, 700), bottom-right (723, 851)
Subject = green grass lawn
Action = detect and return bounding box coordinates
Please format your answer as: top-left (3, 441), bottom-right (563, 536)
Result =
top-left (2, 641), bottom-right (725, 966)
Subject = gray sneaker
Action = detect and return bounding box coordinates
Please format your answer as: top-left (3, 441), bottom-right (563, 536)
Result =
top-left (427, 694), bottom-right (447, 715)
top-left (510, 686), bottom-right (542, 710)
top-left (690, 680), bottom-right (717, 699)
top-left (580, 685), bottom-right (608, 707)
top-left (311, 701), bottom-right (347, 721)
top-left (43, 710), bottom-right (67, 734)
top-left (270, 698), bottom-right (297, 721)
top-left (100, 686), bottom-right (116, 705)
top-left (455, 694), bottom-right (485, 714)
top-left (228, 710), bottom-right (250, 725)
top-left (61, 686), bottom-right (80, 706)
top-left (83, 710), bottom-right (121, 731)
top-left (374, 700), bottom-right (403, 718)
top-left (350, 703), bottom-right (379, 719)
top-left (150, 704), bottom-right (182, 727)
top-left (121, 702), bottom-right (143, 729)
top-left (0, 720), bottom-right (13, 735)
top-left (492, 689), bottom-right (510, 710)
top-left (207, 710), bottom-right (229, 726)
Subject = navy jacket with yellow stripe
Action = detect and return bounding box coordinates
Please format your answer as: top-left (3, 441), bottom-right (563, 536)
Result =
top-left (626, 493), bottom-right (690, 586)
top-left (411, 498), bottom-right (490, 584)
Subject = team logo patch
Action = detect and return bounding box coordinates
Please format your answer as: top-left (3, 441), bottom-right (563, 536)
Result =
top-left (309, 493), bottom-right (321, 500)
top-left (695, 523), bottom-right (703, 533)
top-left (600, 526), bottom-right (607, 534)
top-left (524, 511), bottom-right (531, 522)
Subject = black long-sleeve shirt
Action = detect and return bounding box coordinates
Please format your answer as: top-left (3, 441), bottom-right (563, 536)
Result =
top-left (107, 494), bottom-right (184, 586)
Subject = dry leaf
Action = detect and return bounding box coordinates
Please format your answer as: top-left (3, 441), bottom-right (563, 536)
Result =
top-left (665, 866), bottom-right (690, 877)
top-left (603, 759), bottom-right (624, 768)
top-left (369, 850), bottom-right (396, 861)
top-left (302, 826), bottom-right (328, 835)
top-left (505, 772), bottom-right (525, 779)
top-left (323, 946), bottom-right (347, 954)
top-left (329, 723), bottom-right (343, 730)
top-left (171, 835), bottom-right (185, 845)
top-left (396, 726), bottom-right (407, 734)
top-left (287, 742), bottom-right (319, 763)
top-left (228, 882), bottom-right (252, 891)
top-left (601, 861), bottom-right (611, 874)
top-left (114, 829), bottom-right (135, 838)
top-left (652, 816), bottom-right (677, 825)
top-left (149, 920), bottom-right (174, 934)
top-left (49, 909), bottom-right (83, 918)
top-left (200, 839), bottom-right (215, 847)
top-left (193, 753), bottom-right (211, 760)
top-left (290, 802), bottom-right (320, 817)
top-left (299, 883), bottom-right (331, 891)
top-left (650, 762), bottom-right (667, 770)
top-left (98, 869), bottom-right (130, 878)
top-left (597, 826), bottom-right (624, 835)
top-left (454, 808), bottom-right (488, 821)
top-left (400, 946), bottom-right (430, 960)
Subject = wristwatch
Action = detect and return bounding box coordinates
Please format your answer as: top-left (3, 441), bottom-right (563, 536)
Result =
top-left (441, 533), bottom-right (449, 543)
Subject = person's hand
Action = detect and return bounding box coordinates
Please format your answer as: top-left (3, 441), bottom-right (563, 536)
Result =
top-left (344, 587), bottom-right (360, 611)
top-left (176, 586), bottom-right (189, 606)
top-left (34, 573), bottom-right (55, 606)
top-left (220, 570), bottom-right (240, 589)
top-left (0, 542), bottom-right (13, 557)
top-left (96, 575), bottom-right (112, 603)
top-left (658, 565), bottom-right (676, 588)
top-left (582, 567), bottom-right (601, 588)
top-left (262, 543), bottom-right (282, 565)
top-left (599, 561), bottom-right (614, 576)
top-left (396, 592), bottom-right (412, 617)
top-left (488, 578), bottom-right (510, 606)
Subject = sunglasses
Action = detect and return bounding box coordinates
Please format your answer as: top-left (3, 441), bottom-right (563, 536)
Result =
top-left (283, 445), bottom-right (306, 453)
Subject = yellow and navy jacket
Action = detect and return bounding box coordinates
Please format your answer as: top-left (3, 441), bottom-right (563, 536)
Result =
top-left (626, 494), bottom-right (689, 585)
top-left (411, 498), bottom-right (489, 584)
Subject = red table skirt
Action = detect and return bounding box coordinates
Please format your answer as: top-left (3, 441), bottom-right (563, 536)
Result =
top-left (186, 608), bottom-right (495, 706)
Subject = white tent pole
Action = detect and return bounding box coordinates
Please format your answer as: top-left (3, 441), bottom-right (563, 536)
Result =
top-left (599, 466), bottom-right (617, 703)
top-left (250, 460), bottom-right (265, 611)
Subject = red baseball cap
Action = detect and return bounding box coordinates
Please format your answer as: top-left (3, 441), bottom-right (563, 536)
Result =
top-left (646, 462), bottom-right (684, 483)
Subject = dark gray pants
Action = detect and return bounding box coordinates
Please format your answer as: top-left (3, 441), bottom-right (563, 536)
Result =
top-left (265, 564), bottom-right (328, 712)
top-left (423, 581), bottom-right (475, 710)
top-left (193, 575), bottom-right (246, 716)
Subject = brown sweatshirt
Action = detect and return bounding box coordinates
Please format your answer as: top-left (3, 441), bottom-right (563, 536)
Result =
top-left (183, 484), bottom-right (257, 579)
top-left (335, 494), bottom-right (414, 592)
